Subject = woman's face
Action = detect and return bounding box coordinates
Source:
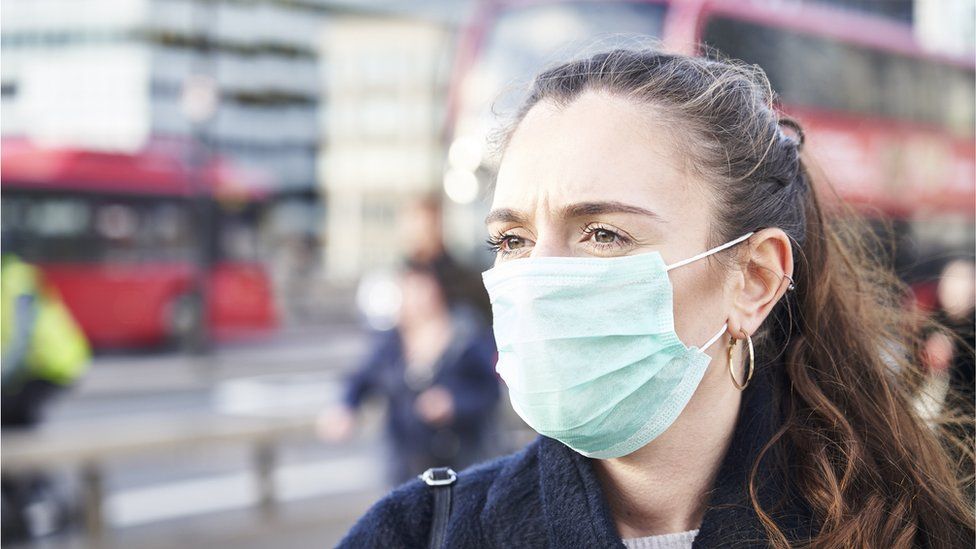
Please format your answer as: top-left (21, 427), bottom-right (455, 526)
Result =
top-left (487, 90), bottom-right (735, 352)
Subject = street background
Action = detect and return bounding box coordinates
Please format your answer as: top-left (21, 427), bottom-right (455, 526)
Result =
top-left (1, 0), bottom-right (974, 547)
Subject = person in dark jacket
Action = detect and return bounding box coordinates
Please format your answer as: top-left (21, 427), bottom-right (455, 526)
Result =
top-left (319, 261), bottom-right (500, 484)
top-left (399, 196), bottom-right (493, 325)
top-left (340, 49), bottom-right (974, 548)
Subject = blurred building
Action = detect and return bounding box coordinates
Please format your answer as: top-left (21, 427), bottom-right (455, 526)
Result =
top-left (1, 0), bottom-right (323, 233)
top-left (318, 15), bottom-right (452, 281)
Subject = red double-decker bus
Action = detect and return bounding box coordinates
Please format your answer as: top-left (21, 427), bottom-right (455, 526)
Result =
top-left (445, 0), bottom-right (975, 308)
top-left (1, 139), bottom-right (278, 349)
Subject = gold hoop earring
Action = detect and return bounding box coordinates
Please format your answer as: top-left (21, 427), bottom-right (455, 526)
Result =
top-left (727, 334), bottom-right (754, 390)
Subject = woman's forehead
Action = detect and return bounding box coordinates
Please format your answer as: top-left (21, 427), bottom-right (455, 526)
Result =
top-left (491, 92), bottom-right (707, 223)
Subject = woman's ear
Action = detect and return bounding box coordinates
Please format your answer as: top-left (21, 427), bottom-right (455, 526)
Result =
top-left (729, 228), bottom-right (793, 336)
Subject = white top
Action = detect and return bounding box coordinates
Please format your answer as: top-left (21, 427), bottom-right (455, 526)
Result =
top-left (621, 529), bottom-right (699, 549)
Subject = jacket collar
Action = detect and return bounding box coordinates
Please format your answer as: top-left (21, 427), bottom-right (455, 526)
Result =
top-left (535, 364), bottom-right (812, 547)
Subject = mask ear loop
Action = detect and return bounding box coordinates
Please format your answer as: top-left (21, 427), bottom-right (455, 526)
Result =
top-left (664, 232), bottom-right (755, 272)
top-left (702, 323), bottom-right (728, 351)
top-left (666, 233), bottom-right (753, 353)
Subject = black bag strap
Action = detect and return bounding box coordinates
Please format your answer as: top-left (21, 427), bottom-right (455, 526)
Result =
top-left (419, 467), bottom-right (457, 549)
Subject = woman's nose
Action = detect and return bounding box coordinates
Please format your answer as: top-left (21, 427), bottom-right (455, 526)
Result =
top-left (529, 234), bottom-right (573, 259)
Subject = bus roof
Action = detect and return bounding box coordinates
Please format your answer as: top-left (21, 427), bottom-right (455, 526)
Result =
top-left (694, 0), bottom-right (975, 69)
top-left (0, 139), bottom-right (274, 200)
top-left (483, 0), bottom-right (974, 68)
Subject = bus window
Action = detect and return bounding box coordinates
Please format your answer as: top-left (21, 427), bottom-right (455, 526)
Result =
top-left (1, 195), bottom-right (28, 234)
top-left (942, 65), bottom-right (976, 136)
top-left (217, 203), bottom-right (264, 262)
top-left (95, 203), bottom-right (141, 263)
top-left (9, 195), bottom-right (97, 262)
top-left (877, 53), bottom-right (917, 122)
top-left (701, 17), bottom-right (976, 136)
top-left (29, 197), bottom-right (90, 238)
top-left (1, 192), bottom-right (199, 264)
top-left (837, 43), bottom-right (878, 115)
top-left (148, 203), bottom-right (194, 261)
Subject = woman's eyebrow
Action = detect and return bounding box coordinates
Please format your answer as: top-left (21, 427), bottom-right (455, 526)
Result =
top-left (484, 208), bottom-right (529, 226)
top-left (562, 201), bottom-right (664, 221)
top-left (485, 201), bottom-right (663, 226)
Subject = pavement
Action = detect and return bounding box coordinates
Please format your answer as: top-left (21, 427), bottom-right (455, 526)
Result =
top-left (5, 319), bottom-right (526, 548)
top-left (69, 323), bottom-right (368, 399)
top-left (4, 321), bottom-right (392, 548)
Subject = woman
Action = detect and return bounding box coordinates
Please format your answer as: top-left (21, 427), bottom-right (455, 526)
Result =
top-left (338, 49), bottom-right (973, 548)
top-left (318, 261), bottom-right (499, 485)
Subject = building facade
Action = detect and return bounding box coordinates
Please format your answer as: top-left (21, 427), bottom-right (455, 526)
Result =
top-left (1, 0), bottom-right (322, 202)
top-left (318, 14), bottom-right (452, 280)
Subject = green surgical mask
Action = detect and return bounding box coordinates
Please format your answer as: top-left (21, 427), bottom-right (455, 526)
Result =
top-left (482, 232), bottom-right (753, 459)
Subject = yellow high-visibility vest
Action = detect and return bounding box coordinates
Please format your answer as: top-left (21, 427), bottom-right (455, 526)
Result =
top-left (1, 255), bottom-right (90, 385)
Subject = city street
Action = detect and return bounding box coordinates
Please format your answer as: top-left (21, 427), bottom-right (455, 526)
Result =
top-left (2, 0), bottom-right (971, 547)
top-left (7, 321), bottom-right (394, 548)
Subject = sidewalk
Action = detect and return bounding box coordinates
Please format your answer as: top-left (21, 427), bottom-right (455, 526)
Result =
top-left (7, 487), bottom-right (387, 549)
top-left (75, 322), bottom-right (369, 398)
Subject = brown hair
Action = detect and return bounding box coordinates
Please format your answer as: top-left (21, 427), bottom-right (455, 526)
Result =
top-left (499, 48), bottom-right (974, 547)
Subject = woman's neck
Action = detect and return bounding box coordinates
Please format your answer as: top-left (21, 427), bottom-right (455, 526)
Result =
top-left (592, 376), bottom-right (742, 538)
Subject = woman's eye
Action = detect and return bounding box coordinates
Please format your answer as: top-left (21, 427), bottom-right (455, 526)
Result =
top-left (583, 226), bottom-right (624, 245)
top-left (592, 229), bottom-right (617, 244)
top-left (504, 236), bottom-right (526, 250)
top-left (486, 233), bottom-right (531, 256)
top-left (580, 225), bottom-right (632, 253)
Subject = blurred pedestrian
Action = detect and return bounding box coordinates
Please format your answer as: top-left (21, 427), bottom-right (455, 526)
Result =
top-left (399, 195), bottom-right (492, 324)
top-left (1, 251), bottom-right (91, 425)
top-left (339, 49), bottom-right (974, 548)
top-left (925, 258), bottom-right (976, 488)
top-left (318, 261), bottom-right (499, 485)
top-left (933, 259), bottom-right (976, 407)
top-left (1, 249), bottom-right (91, 540)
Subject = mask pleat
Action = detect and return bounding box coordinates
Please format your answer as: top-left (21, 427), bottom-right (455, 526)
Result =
top-left (497, 332), bottom-right (683, 393)
top-left (506, 344), bottom-right (701, 433)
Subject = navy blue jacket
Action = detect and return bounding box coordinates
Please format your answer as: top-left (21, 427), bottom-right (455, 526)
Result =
top-left (338, 365), bottom-right (815, 547)
top-left (343, 308), bottom-right (499, 459)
